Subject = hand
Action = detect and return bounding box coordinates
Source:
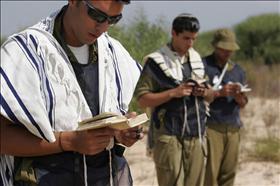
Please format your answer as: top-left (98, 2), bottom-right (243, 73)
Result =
top-left (234, 92), bottom-right (248, 108)
top-left (170, 83), bottom-right (194, 98)
top-left (114, 125), bottom-right (144, 147)
top-left (114, 111), bottom-right (144, 147)
top-left (220, 83), bottom-right (241, 97)
top-left (61, 128), bottom-right (115, 155)
top-left (192, 83), bottom-right (207, 97)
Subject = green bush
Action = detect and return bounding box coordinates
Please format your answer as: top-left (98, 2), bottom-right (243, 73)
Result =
top-left (251, 137), bottom-right (280, 162)
top-left (234, 13), bottom-right (280, 65)
top-left (1, 37), bottom-right (7, 46)
top-left (194, 30), bottom-right (215, 57)
top-left (109, 12), bottom-right (169, 64)
top-left (108, 12), bottom-right (280, 112)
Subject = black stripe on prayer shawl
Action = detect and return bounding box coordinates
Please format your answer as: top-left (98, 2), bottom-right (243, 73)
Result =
top-left (0, 68), bottom-right (49, 142)
top-left (134, 60), bottom-right (142, 72)
top-left (29, 34), bottom-right (55, 128)
top-left (15, 34), bottom-right (55, 128)
top-left (0, 94), bottom-right (21, 125)
top-left (144, 58), bottom-right (178, 89)
top-left (2, 41), bottom-right (49, 142)
top-left (107, 40), bottom-right (125, 115)
top-left (14, 35), bottom-right (55, 128)
top-left (33, 28), bottom-right (72, 67)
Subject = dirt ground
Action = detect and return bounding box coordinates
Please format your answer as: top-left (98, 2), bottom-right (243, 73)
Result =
top-left (125, 97), bottom-right (280, 186)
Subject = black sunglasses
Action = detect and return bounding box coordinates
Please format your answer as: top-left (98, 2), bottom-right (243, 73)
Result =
top-left (84, 1), bottom-right (123, 25)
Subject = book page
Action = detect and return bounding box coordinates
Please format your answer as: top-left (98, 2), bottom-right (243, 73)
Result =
top-left (110, 113), bottom-right (149, 130)
top-left (228, 82), bottom-right (252, 92)
top-left (79, 112), bottom-right (119, 125)
top-left (77, 113), bottom-right (149, 131)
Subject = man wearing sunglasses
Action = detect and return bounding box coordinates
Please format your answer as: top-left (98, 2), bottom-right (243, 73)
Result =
top-left (134, 14), bottom-right (214, 186)
top-left (1, 1), bottom-right (143, 186)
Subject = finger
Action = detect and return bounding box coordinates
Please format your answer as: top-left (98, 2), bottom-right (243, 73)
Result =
top-left (136, 132), bottom-right (144, 140)
top-left (125, 112), bottom-right (137, 119)
top-left (126, 125), bottom-right (143, 132)
top-left (136, 127), bottom-right (143, 133)
top-left (124, 131), bottom-right (144, 139)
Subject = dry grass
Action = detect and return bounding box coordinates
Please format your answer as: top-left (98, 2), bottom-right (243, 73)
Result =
top-left (241, 63), bottom-right (280, 98)
top-left (240, 97), bottom-right (280, 163)
top-left (127, 97), bottom-right (280, 185)
top-left (251, 137), bottom-right (280, 162)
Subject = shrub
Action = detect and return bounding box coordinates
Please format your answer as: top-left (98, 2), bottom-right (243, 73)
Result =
top-left (234, 13), bottom-right (280, 65)
top-left (250, 137), bottom-right (280, 162)
top-left (109, 11), bottom-right (169, 64)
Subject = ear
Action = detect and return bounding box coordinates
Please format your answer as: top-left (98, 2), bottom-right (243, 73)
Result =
top-left (172, 29), bottom-right (176, 37)
top-left (68, 0), bottom-right (78, 7)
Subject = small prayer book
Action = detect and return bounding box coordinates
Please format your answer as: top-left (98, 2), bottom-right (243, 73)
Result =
top-left (77, 112), bottom-right (149, 131)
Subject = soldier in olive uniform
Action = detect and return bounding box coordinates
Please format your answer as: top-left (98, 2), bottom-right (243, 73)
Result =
top-left (203, 29), bottom-right (249, 186)
top-left (134, 14), bottom-right (214, 186)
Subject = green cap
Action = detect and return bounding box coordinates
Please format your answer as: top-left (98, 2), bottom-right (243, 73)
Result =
top-left (211, 28), bottom-right (240, 51)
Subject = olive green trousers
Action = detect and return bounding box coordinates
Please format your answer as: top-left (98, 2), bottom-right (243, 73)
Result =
top-left (204, 124), bottom-right (240, 186)
top-left (153, 135), bottom-right (206, 186)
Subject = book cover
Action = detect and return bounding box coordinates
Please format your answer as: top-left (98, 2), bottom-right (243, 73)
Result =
top-left (77, 112), bottom-right (149, 131)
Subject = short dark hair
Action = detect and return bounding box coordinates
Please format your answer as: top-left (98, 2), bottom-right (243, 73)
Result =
top-left (172, 13), bottom-right (200, 34)
top-left (116, 0), bottom-right (130, 4)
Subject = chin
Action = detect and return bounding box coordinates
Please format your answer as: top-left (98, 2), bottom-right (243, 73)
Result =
top-left (89, 39), bottom-right (97, 44)
top-left (84, 38), bottom-right (97, 45)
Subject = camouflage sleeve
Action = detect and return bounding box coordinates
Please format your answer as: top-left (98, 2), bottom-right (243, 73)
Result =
top-left (133, 58), bottom-right (159, 100)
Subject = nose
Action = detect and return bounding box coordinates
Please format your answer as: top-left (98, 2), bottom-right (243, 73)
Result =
top-left (186, 39), bottom-right (194, 48)
top-left (97, 20), bottom-right (110, 27)
top-left (95, 21), bottom-right (110, 33)
top-left (224, 50), bottom-right (233, 57)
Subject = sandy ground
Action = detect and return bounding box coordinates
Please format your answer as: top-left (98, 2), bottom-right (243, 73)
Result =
top-left (124, 97), bottom-right (280, 186)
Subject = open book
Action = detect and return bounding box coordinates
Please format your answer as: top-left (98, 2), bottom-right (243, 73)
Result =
top-left (228, 82), bottom-right (252, 92)
top-left (77, 112), bottom-right (149, 131)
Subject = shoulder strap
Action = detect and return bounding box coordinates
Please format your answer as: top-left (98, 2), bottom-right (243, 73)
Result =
top-left (212, 62), bottom-right (229, 90)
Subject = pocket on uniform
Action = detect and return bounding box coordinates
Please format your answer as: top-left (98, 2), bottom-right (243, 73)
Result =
top-left (153, 135), bottom-right (175, 170)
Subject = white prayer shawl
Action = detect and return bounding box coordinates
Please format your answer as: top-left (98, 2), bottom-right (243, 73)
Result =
top-left (144, 45), bottom-right (205, 83)
top-left (0, 9), bottom-right (141, 186)
top-left (144, 45), bottom-right (208, 152)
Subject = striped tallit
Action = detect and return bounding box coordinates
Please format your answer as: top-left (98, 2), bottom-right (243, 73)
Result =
top-left (0, 7), bottom-right (141, 186)
top-left (144, 45), bottom-right (205, 83)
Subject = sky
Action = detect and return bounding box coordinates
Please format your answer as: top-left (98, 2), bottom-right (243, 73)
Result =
top-left (1, 1), bottom-right (279, 38)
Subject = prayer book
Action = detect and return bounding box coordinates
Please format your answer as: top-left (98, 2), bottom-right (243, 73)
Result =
top-left (238, 83), bottom-right (252, 92)
top-left (77, 112), bottom-right (149, 131)
top-left (183, 78), bottom-right (207, 86)
top-left (228, 82), bottom-right (252, 92)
